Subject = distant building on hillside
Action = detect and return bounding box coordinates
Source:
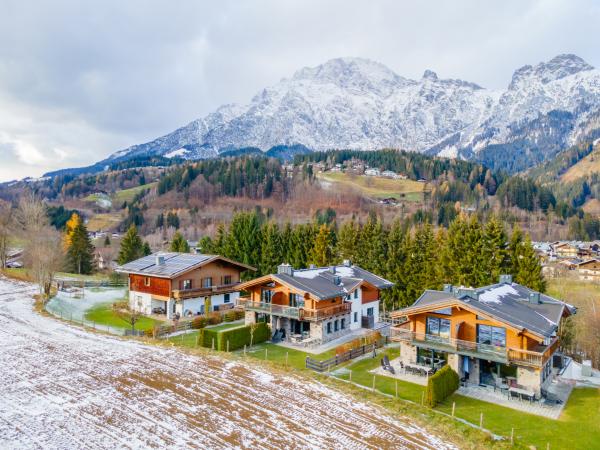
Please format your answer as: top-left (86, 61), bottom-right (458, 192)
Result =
top-left (364, 168), bottom-right (380, 176)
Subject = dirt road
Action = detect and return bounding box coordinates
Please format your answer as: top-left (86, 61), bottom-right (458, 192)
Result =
top-left (0, 277), bottom-right (454, 449)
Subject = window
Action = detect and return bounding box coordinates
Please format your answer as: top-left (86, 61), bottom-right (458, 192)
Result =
top-left (334, 320), bottom-right (339, 332)
top-left (341, 318), bottom-right (345, 330)
top-left (144, 277), bottom-right (150, 287)
top-left (477, 324), bottom-right (506, 347)
top-left (327, 322), bottom-right (332, 334)
top-left (202, 277), bottom-right (212, 288)
top-left (223, 275), bottom-right (232, 285)
top-left (261, 289), bottom-right (272, 303)
top-left (354, 312), bottom-right (358, 323)
top-left (182, 279), bottom-right (192, 290)
top-left (224, 293), bottom-right (230, 303)
top-left (367, 307), bottom-right (374, 317)
top-left (353, 289), bottom-right (358, 299)
top-left (289, 293), bottom-right (304, 308)
top-left (426, 316), bottom-right (451, 339)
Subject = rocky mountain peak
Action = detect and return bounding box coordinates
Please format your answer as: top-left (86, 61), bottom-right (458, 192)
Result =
top-left (509, 53), bottom-right (594, 90)
top-left (422, 69), bottom-right (438, 81)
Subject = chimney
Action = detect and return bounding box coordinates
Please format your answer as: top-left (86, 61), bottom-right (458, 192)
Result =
top-left (329, 266), bottom-right (336, 274)
top-left (343, 259), bottom-right (352, 267)
top-left (443, 283), bottom-right (453, 293)
top-left (155, 254), bottom-right (165, 266)
top-left (277, 263), bottom-right (294, 276)
top-left (529, 292), bottom-right (541, 304)
top-left (499, 274), bottom-right (513, 284)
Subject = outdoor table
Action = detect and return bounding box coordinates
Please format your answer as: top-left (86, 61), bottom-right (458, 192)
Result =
top-left (509, 386), bottom-right (535, 402)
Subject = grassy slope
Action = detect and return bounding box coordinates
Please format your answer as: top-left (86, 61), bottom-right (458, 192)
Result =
top-left (86, 212), bottom-right (123, 232)
top-left (113, 182), bottom-right (157, 203)
top-left (84, 303), bottom-right (161, 331)
top-left (318, 172), bottom-right (425, 201)
top-left (561, 144), bottom-right (600, 183)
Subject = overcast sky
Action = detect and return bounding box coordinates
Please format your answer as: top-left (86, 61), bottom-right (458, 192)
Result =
top-left (0, 0), bottom-right (598, 181)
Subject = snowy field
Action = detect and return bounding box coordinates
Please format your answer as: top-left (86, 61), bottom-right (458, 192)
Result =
top-left (0, 277), bottom-right (454, 449)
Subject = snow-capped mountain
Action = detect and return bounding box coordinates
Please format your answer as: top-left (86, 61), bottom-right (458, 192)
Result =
top-left (76, 54), bottom-right (600, 174)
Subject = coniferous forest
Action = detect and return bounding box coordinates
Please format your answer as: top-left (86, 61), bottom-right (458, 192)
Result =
top-left (198, 210), bottom-right (544, 311)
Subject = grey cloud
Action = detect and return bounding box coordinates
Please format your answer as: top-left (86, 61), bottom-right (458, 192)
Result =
top-left (0, 0), bottom-right (598, 180)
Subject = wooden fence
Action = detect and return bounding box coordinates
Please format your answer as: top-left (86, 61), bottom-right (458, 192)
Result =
top-left (305, 339), bottom-right (386, 372)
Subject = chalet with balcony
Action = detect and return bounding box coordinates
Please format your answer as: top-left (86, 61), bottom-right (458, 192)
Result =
top-left (574, 258), bottom-right (600, 282)
top-left (389, 275), bottom-right (576, 397)
top-left (116, 253), bottom-right (255, 319)
top-left (237, 262), bottom-right (394, 345)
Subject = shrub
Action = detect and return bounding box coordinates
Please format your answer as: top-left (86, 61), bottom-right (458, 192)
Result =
top-left (425, 365), bottom-right (460, 408)
top-left (191, 316), bottom-right (208, 329)
top-left (335, 338), bottom-right (362, 355)
top-left (207, 311), bottom-right (223, 325)
top-left (223, 310), bottom-right (237, 322)
top-left (233, 309), bottom-right (245, 320)
top-left (199, 328), bottom-right (218, 348)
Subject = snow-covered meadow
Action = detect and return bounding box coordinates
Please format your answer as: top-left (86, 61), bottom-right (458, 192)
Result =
top-left (0, 277), bottom-right (454, 449)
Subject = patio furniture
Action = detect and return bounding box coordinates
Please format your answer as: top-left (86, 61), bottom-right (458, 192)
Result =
top-left (494, 378), bottom-right (509, 393)
top-left (509, 386), bottom-right (535, 402)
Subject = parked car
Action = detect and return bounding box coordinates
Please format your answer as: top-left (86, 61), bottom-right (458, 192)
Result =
top-left (152, 307), bottom-right (166, 314)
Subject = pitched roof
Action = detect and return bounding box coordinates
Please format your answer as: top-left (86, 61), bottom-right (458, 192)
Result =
top-left (116, 252), bottom-right (255, 278)
top-left (393, 281), bottom-right (575, 339)
top-left (239, 264), bottom-right (394, 301)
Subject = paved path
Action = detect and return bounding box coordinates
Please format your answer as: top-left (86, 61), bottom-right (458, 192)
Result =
top-left (0, 277), bottom-right (454, 450)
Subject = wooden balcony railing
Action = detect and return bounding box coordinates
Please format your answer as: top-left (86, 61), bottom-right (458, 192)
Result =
top-left (390, 327), bottom-right (552, 367)
top-left (172, 282), bottom-right (241, 300)
top-left (237, 298), bottom-right (351, 321)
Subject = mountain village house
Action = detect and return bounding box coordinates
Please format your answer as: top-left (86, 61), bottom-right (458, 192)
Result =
top-left (237, 262), bottom-right (393, 345)
top-left (117, 253), bottom-right (254, 319)
top-left (389, 275), bottom-right (575, 398)
top-left (574, 258), bottom-right (600, 282)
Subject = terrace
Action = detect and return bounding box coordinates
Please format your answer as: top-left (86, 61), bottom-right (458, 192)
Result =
top-left (390, 327), bottom-right (554, 368)
top-left (172, 282), bottom-right (241, 300)
top-left (237, 298), bottom-right (351, 322)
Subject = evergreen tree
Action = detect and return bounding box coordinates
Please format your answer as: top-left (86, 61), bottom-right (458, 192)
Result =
top-left (483, 215), bottom-right (508, 283)
top-left (515, 234), bottom-right (546, 292)
top-left (103, 235), bottom-right (111, 247)
top-left (259, 222), bottom-right (283, 275)
top-left (337, 219), bottom-right (359, 263)
top-left (65, 221), bottom-right (95, 274)
top-left (508, 224), bottom-right (524, 276)
top-left (155, 213), bottom-right (165, 229)
top-left (280, 222), bottom-right (294, 265)
top-left (118, 225), bottom-right (144, 264)
top-left (170, 231), bottom-right (190, 253)
top-left (403, 223), bottom-right (439, 304)
top-left (310, 223), bottom-right (335, 267)
top-left (143, 241), bottom-right (152, 256)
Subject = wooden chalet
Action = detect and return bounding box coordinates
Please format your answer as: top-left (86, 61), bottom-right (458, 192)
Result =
top-left (117, 253), bottom-right (254, 319)
top-left (389, 275), bottom-right (575, 397)
top-left (237, 262), bottom-right (393, 345)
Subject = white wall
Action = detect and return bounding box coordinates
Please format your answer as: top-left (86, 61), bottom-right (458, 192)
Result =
top-left (348, 287), bottom-right (380, 328)
top-left (175, 291), bottom-right (240, 317)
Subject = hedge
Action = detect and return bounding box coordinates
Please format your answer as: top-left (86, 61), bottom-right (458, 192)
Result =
top-left (197, 322), bottom-right (270, 351)
top-left (217, 322), bottom-right (270, 351)
top-left (425, 365), bottom-right (459, 408)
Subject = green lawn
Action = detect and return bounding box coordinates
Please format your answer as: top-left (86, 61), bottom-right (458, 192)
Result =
top-left (205, 321), bottom-right (245, 332)
top-left (242, 342), bottom-right (337, 370)
top-left (334, 347), bottom-right (600, 449)
top-left (84, 303), bottom-right (161, 331)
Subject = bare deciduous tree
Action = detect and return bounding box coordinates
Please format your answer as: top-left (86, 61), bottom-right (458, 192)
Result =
top-left (16, 193), bottom-right (64, 297)
top-left (0, 201), bottom-right (12, 269)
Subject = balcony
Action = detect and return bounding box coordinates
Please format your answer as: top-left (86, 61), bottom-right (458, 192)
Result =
top-left (237, 298), bottom-right (351, 322)
top-left (172, 282), bottom-right (241, 300)
top-left (390, 327), bottom-right (554, 368)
